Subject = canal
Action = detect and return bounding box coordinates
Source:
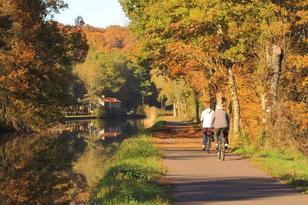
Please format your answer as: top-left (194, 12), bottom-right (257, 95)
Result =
top-left (0, 119), bottom-right (148, 204)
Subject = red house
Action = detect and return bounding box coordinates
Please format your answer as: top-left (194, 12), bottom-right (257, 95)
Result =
top-left (99, 95), bottom-right (121, 108)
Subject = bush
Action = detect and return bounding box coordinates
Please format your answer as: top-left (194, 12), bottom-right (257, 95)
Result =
top-left (95, 107), bottom-right (126, 118)
top-left (136, 105), bottom-right (146, 116)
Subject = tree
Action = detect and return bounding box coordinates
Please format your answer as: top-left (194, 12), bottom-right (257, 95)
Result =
top-left (0, 0), bottom-right (88, 130)
top-left (121, 0), bottom-right (307, 151)
top-left (74, 25), bottom-right (153, 111)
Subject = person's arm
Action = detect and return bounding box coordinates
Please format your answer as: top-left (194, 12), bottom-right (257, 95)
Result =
top-left (200, 111), bottom-right (204, 122)
top-left (226, 112), bottom-right (230, 128)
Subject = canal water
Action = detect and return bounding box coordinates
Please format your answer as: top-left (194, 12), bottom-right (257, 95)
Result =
top-left (0, 119), bottom-right (148, 205)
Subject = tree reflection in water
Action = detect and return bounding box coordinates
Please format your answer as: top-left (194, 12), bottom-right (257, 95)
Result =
top-left (0, 119), bottom-right (143, 204)
top-left (0, 131), bottom-right (87, 204)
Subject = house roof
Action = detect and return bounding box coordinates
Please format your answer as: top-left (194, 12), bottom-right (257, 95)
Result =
top-left (101, 96), bottom-right (121, 103)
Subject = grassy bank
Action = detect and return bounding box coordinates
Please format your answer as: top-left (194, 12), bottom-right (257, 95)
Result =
top-left (91, 133), bottom-right (170, 205)
top-left (234, 146), bottom-right (308, 193)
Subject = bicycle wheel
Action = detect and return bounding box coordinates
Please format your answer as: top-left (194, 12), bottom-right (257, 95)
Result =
top-left (216, 136), bottom-right (221, 159)
top-left (221, 136), bottom-right (225, 161)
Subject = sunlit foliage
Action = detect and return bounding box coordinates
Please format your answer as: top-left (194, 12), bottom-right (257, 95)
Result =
top-left (0, 0), bottom-right (88, 130)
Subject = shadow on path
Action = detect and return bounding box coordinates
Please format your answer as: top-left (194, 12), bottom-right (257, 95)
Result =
top-left (170, 177), bottom-right (296, 203)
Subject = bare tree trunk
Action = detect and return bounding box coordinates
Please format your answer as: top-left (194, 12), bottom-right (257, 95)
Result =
top-left (228, 65), bottom-right (240, 138)
top-left (263, 45), bottom-right (283, 113)
top-left (173, 101), bottom-right (177, 117)
top-left (177, 100), bottom-right (181, 119)
top-left (195, 97), bottom-right (200, 122)
top-left (208, 70), bottom-right (217, 110)
top-left (141, 95), bottom-right (145, 107)
top-left (271, 45), bottom-right (283, 103)
top-left (160, 97), bottom-right (164, 109)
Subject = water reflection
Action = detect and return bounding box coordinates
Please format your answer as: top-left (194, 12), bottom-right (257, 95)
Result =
top-left (63, 119), bottom-right (144, 141)
top-left (0, 119), bottom-right (144, 205)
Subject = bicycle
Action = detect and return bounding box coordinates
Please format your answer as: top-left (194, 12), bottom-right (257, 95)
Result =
top-left (216, 130), bottom-right (225, 161)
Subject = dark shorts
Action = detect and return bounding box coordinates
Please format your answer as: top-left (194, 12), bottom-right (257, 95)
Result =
top-left (203, 128), bottom-right (213, 136)
top-left (214, 128), bottom-right (229, 143)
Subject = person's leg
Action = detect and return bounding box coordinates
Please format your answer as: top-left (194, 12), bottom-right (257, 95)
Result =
top-left (214, 129), bottom-right (218, 144)
top-left (204, 131), bottom-right (208, 145)
top-left (223, 128), bottom-right (229, 148)
top-left (202, 129), bottom-right (207, 149)
top-left (214, 128), bottom-right (220, 150)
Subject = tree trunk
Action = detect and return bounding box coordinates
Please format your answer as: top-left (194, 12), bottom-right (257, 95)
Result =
top-left (195, 97), bottom-right (200, 122)
top-left (271, 45), bottom-right (283, 103)
top-left (160, 97), bottom-right (164, 109)
top-left (207, 69), bottom-right (217, 110)
top-left (228, 65), bottom-right (240, 138)
top-left (173, 101), bottom-right (177, 117)
top-left (263, 45), bottom-right (283, 113)
top-left (177, 100), bottom-right (181, 119)
top-left (141, 95), bottom-right (145, 107)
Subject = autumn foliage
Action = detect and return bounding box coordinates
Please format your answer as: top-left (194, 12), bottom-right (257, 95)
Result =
top-left (121, 0), bottom-right (307, 153)
top-left (0, 0), bottom-right (88, 130)
top-left (74, 25), bottom-right (153, 110)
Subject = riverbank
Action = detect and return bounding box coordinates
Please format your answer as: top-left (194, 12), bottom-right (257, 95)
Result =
top-left (65, 114), bottom-right (146, 120)
top-left (91, 132), bottom-right (170, 205)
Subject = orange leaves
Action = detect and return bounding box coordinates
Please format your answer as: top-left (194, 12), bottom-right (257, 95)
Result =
top-left (82, 25), bottom-right (137, 54)
top-left (7, 68), bottom-right (27, 79)
top-left (164, 41), bottom-right (204, 75)
top-left (5, 68), bottom-right (30, 93)
top-left (0, 1), bottom-right (89, 130)
top-left (15, 42), bottom-right (36, 63)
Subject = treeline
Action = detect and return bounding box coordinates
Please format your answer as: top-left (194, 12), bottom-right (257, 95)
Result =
top-left (0, 0), bottom-right (88, 131)
top-left (120, 1), bottom-right (307, 153)
top-left (74, 25), bottom-right (155, 111)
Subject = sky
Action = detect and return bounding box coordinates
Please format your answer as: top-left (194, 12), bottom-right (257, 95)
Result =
top-left (54, 0), bottom-right (130, 28)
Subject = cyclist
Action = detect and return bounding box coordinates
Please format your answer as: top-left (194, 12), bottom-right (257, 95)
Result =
top-left (211, 104), bottom-right (230, 149)
top-left (200, 104), bottom-right (214, 150)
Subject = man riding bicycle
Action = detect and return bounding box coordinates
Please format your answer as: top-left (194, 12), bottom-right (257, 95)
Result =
top-left (211, 104), bottom-right (230, 150)
top-left (200, 104), bottom-right (214, 150)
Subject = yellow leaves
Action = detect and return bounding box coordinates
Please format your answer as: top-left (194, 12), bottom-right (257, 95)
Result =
top-left (296, 10), bottom-right (308, 25)
top-left (286, 54), bottom-right (308, 70)
top-left (284, 101), bottom-right (308, 131)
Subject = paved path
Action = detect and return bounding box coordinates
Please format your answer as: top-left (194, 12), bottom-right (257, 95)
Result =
top-left (162, 147), bottom-right (308, 205)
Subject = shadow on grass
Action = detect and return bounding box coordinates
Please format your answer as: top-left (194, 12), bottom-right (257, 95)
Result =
top-left (91, 160), bottom-right (170, 205)
top-left (91, 135), bottom-right (170, 205)
top-left (281, 174), bottom-right (308, 193)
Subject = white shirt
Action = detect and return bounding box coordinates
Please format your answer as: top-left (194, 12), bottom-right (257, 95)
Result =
top-left (200, 108), bottom-right (213, 128)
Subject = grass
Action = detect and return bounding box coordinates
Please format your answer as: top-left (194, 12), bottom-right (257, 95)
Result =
top-left (233, 146), bottom-right (308, 193)
top-left (91, 134), bottom-right (170, 205)
top-left (152, 120), bottom-right (168, 128)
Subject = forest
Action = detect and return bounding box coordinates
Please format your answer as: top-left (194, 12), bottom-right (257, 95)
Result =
top-left (0, 0), bottom-right (307, 154)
